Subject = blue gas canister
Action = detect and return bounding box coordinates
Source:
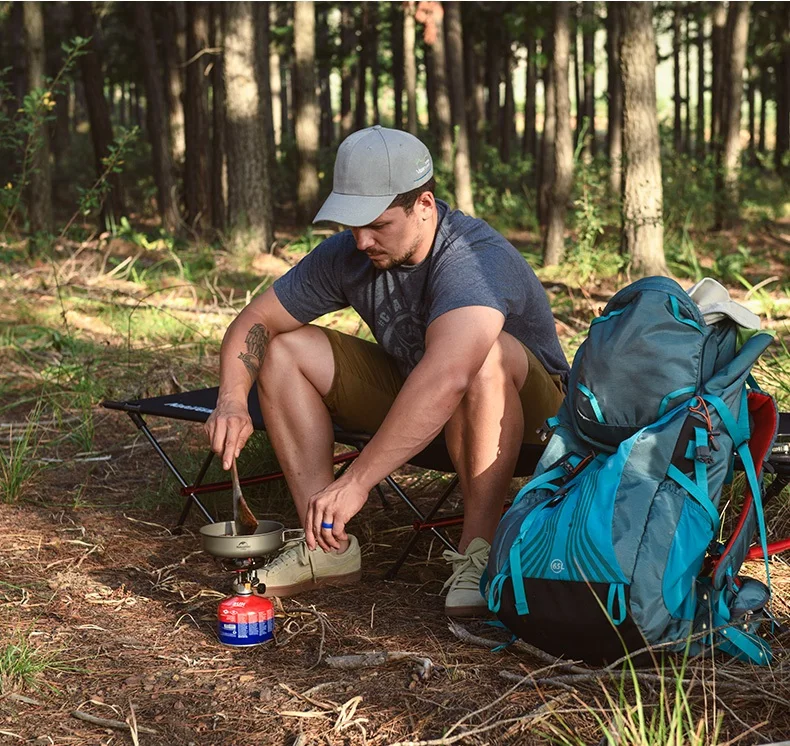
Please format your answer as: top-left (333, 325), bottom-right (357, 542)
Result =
top-left (217, 586), bottom-right (274, 647)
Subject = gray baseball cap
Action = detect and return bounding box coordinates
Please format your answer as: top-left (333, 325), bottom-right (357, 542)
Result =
top-left (313, 125), bottom-right (434, 226)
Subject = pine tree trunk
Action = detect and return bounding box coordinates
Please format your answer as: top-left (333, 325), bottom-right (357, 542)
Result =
top-left (696, 7), bottom-right (706, 157)
top-left (775, 6), bottom-right (790, 171)
top-left (485, 14), bottom-right (501, 146)
top-left (444, 1), bottom-right (474, 215)
top-left (425, 2), bottom-right (453, 167)
top-left (747, 67), bottom-right (756, 155)
top-left (317, 4), bottom-right (334, 145)
top-left (621, 1), bottom-right (666, 276)
top-left (391, 3), bottom-right (404, 131)
top-left (425, 43), bottom-right (437, 138)
top-left (135, 3), bottom-right (181, 234)
top-left (340, 4), bottom-right (356, 139)
top-left (673, 7), bottom-right (682, 152)
top-left (22, 1), bottom-right (52, 236)
top-left (254, 2), bottom-right (275, 180)
top-left (404, 1), bottom-right (418, 135)
top-left (606, 4), bottom-right (623, 195)
top-left (573, 11), bottom-right (581, 146)
top-left (544, 1), bottom-right (572, 266)
top-left (581, 1), bottom-right (595, 159)
top-left (501, 36), bottom-right (515, 163)
top-left (210, 3), bottom-right (226, 233)
top-left (294, 0), bottom-right (319, 224)
top-left (714, 0), bottom-right (749, 229)
top-left (758, 80), bottom-right (767, 154)
top-left (354, 2), bottom-right (369, 131)
top-left (370, 2), bottom-right (380, 124)
top-left (711, 1), bottom-right (727, 147)
top-left (185, 2), bottom-right (210, 229)
top-left (462, 5), bottom-right (484, 168)
top-left (684, 11), bottom-right (692, 153)
top-left (71, 1), bottom-right (124, 222)
top-left (159, 2), bottom-right (186, 164)
top-left (523, 29), bottom-right (537, 164)
top-left (538, 32), bottom-right (556, 227)
top-left (269, 3), bottom-right (282, 153)
top-left (224, 1), bottom-right (274, 256)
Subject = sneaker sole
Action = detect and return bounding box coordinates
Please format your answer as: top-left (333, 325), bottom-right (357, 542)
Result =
top-left (445, 603), bottom-right (493, 619)
top-left (260, 569), bottom-right (362, 598)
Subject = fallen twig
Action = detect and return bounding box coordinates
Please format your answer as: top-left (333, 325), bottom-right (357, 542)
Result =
top-left (5, 693), bottom-right (44, 706)
top-left (71, 709), bottom-right (158, 735)
top-left (325, 651), bottom-right (434, 680)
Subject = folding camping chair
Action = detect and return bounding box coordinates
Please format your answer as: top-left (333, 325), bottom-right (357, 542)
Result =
top-left (102, 386), bottom-right (546, 578)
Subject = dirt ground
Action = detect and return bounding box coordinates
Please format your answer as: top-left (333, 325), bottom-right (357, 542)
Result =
top-left (0, 406), bottom-right (789, 746)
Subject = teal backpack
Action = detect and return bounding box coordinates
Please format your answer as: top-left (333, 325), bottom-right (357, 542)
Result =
top-left (484, 277), bottom-right (777, 665)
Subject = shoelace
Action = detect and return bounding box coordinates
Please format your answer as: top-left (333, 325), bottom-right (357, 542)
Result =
top-left (263, 540), bottom-right (307, 571)
top-left (441, 547), bottom-right (488, 592)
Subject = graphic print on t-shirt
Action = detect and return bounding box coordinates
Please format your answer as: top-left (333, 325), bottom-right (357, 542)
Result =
top-left (377, 300), bottom-right (425, 372)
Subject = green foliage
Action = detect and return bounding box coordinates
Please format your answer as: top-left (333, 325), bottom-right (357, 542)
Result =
top-left (0, 636), bottom-right (82, 694)
top-left (0, 402), bottom-right (45, 504)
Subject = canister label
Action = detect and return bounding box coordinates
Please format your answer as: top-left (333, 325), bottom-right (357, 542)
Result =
top-left (217, 596), bottom-right (275, 646)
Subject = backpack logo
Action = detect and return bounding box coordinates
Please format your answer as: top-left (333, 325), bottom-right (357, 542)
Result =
top-left (550, 559), bottom-right (564, 574)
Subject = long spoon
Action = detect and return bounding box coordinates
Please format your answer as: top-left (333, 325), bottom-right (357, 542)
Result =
top-left (230, 459), bottom-right (259, 536)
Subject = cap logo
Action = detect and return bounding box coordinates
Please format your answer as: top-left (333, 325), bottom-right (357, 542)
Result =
top-left (415, 156), bottom-right (431, 177)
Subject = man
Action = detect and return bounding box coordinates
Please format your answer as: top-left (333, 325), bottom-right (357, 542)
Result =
top-left (205, 126), bottom-right (569, 617)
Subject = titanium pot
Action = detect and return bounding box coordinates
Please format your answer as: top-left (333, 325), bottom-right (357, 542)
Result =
top-left (199, 520), bottom-right (304, 559)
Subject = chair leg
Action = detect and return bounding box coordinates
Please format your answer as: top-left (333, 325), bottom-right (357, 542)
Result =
top-left (174, 450), bottom-right (215, 529)
top-left (384, 475), bottom-right (459, 581)
top-left (127, 412), bottom-right (216, 527)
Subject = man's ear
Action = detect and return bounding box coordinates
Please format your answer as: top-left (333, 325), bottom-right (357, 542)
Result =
top-left (414, 190), bottom-right (435, 218)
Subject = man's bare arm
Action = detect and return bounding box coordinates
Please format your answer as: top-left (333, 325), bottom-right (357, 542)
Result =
top-left (206, 287), bottom-right (303, 468)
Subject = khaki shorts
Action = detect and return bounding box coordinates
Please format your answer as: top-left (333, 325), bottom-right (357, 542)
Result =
top-left (318, 327), bottom-right (564, 445)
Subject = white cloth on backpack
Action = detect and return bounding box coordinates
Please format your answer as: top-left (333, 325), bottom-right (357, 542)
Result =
top-left (687, 277), bottom-right (761, 330)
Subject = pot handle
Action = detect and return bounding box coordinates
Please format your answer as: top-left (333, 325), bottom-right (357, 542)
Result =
top-left (282, 528), bottom-right (306, 543)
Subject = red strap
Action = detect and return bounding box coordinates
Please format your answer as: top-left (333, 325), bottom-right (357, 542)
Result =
top-left (711, 390), bottom-right (777, 583)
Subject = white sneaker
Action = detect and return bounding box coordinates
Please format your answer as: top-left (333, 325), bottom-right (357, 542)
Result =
top-left (442, 537), bottom-right (491, 617)
top-left (257, 535), bottom-right (362, 598)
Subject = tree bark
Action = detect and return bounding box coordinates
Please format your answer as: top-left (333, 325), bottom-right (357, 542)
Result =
top-left (135, 3), bottom-right (181, 234)
top-left (537, 32), bottom-right (556, 227)
top-left (573, 10), bottom-right (581, 146)
top-left (684, 11), bottom-right (692, 153)
top-left (354, 2), bottom-right (370, 130)
top-left (775, 5), bottom-right (790, 171)
top-left (316, 3), bottom-right (334, 145)
top-left (269, 3), bottom-right (282, 154)
top-left (523, 29), bottom-right (537, 164)
top-left (581, 1), bottom-right (595, 159)
top-left (254, 2), bottom-right (275, 180)
top-left (758, 79), bottom-right (767, 154)
top-left (462, 4), bottom-right (484, 168)
top-left (340, 3), bottom-right (356, 139)
top-left (71, 2), bottom-right (124, 222)
top-left (391, 2), bottom-right (404, 131)
top-left (224, 1), bottom-right (274, 256)
top-left (210, 2), bottom-right (226, 233)
top-left (159, 2), bottom-right (186, 164)
top-left (485, 11), bottom-right (502, 147)
top-left (673, 6), bottom-right (682, 152)
top-left (501, 32), bottom-right (515, 163)
top-left (184, 2), bottom-right (210, 229)
top-left (418, 1), bottom-right (453, 166)
top-left (606, 4), bottom-right (623, 195)
top-left (369, 2), bottom-right (381, 124)
top-left (404, 1), bottom-right (418, 135)
top-left (711, 1), bottom-right (727, 148)
top-left (444, 1), bottom-right (474, 215)
top-left (22, 1), bottom-right (52, 236)
top-left (714, 0), bottom-right (749, 229)
top-left (696, 6), bottom-right (706, 157)
top-left (293, 0), bottom-right (320, 224)
top-left (620, 1), bottom-right (666, 277)
top-left (544, 2), bottom-right (572, 266)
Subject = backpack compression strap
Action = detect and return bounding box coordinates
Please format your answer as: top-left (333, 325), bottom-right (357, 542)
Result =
top-left (711, 390), bottom-right (777, 590)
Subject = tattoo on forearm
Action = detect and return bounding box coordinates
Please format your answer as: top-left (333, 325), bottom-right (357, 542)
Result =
top-left (237, 323), bottom-right (270, 379)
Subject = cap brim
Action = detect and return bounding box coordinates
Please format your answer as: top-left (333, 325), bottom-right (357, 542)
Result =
top-left (313, 191), bottom-right (395, 227)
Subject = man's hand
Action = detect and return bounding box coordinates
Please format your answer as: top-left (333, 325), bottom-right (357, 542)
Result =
top-left (204, 399), bottom-right (254, 470)
top-left (304, 475), bottom-right (369, 552)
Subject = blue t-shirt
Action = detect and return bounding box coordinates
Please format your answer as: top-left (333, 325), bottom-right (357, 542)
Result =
top-left (273, 201), bottom-right (569, 380)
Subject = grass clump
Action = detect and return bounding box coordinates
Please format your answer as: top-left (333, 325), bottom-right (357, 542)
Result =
top-left (0, 636), bottom-right (81, 694)
top-left (0, 403), bottom-right (44, 504)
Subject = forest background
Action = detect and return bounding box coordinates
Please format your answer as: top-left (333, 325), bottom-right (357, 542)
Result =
top-left (1, 2), bottom-right (790, 745)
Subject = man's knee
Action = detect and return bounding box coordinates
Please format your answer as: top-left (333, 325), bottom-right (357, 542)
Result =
top-left (465, 332), bottom-right (529, 399)
top-left (259, 326), bottom-right (335, 396)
